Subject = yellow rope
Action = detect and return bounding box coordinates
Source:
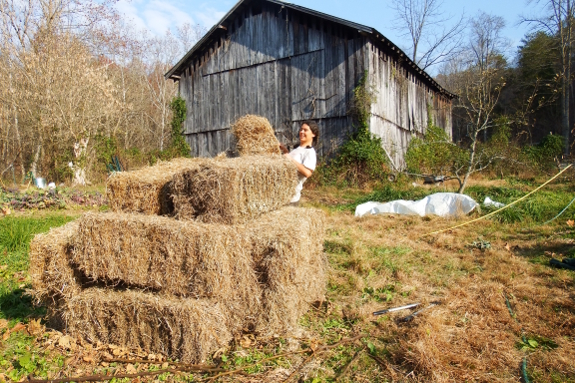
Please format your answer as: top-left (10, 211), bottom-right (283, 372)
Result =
top-left (422, 164), bottom-right (573, 237)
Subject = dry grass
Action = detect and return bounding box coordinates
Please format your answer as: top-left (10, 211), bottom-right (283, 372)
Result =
top-left (231, 115), bottom-right (281, 156)
top-left (317, 210), bottom-right (575, 382)
top-left (171, 156), bottom-right (298, 224)
top-left (106, 158), bottom-right (206, 215)
top-left (57, 288), bottom-right (233, 363)
top-left (29, 221), bottom-right (81, 303)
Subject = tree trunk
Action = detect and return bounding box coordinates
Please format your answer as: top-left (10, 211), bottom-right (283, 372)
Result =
top-left (30, 144), bottom-right (42, 178)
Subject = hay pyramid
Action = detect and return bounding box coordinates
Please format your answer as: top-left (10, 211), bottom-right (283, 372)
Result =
top-left (31, 126), bottom-right (326, 363)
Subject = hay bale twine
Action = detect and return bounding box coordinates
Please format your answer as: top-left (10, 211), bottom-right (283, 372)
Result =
top-left (231, 115), bottom-right (281, 156)
top-left (171, 156), bottom-right (298, 224)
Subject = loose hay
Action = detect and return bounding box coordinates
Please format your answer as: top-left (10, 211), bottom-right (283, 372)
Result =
top-left (231, 115), bottom-right (281, 156)
top-left (59, 288), bottom-right (233, 363)
top-left (106, 158), bottom-right (206, 215)
top-left (171, 156), bottom-right (298, 224)
top-left (29, 221), bottom-right (81, 303)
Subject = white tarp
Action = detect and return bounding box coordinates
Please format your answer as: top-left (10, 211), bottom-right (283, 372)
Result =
top-left (483, 196), bottom-right (505, 208)
top-left (355, 192), bottom-right (479, 218)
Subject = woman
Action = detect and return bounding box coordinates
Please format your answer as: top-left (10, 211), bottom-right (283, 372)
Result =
top-left (280, 121), bottom-right (319, 204)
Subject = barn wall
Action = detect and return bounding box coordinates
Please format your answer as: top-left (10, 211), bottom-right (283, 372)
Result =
top-left (367, 42), bottom-right (452, 169)
top-left (179, 2), bottom-right (369, 157)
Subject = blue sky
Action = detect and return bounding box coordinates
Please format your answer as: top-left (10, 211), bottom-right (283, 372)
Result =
top-left (117, 0), bottom-right (538, 58)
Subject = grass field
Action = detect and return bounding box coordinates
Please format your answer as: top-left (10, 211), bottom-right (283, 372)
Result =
top-left (1, 176), bottom-right (574, 382)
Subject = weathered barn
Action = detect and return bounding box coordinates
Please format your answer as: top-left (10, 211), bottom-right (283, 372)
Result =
top-left (166, 0), bottom-right (454, 168)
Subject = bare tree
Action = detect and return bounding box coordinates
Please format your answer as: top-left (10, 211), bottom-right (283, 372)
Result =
top-left (522, 0), bottom-right (574, 155)
top-left (391, 0), bottom-right (465, 71)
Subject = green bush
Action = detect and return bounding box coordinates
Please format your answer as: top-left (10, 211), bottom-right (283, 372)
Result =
top-left (168, 95), bottom-right (191, 158)
top-left (312, 72), bottom-right (389, 187)
top-left (405, 125), bottom-right (467, 176)
top-left (523, 133), bottom-right (563, 170)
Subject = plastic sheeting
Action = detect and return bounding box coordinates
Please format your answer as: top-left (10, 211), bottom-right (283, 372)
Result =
top-left (355, 192), bottom-right (479, 218)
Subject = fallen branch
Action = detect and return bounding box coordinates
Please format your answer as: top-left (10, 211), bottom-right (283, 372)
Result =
top-left (204, 335), bottom-right (363, 382)
top-left (101, 357), bottom-right (223, 372)
top-left (28, 336), bottom-right (364, 383)
top-left (335, 346), bottom-right (365, 381)
top-left (27, 367), bottom-right (196, 383)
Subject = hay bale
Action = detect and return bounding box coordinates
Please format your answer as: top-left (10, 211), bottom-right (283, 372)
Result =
top-left (106, 158), bottom-right (205, 215)
top-left (246, 207), bottom-right (327, 334)
top-left (29, 221), bottom-right (81, 303)
top-left (171, 155), bottom-right (298, 224)
top-left (231, 115), bottom-right (281, 156)
top-left (72, 212), bottom-right (261, 324)
top-left (59, 288), bottom-right (233, 363)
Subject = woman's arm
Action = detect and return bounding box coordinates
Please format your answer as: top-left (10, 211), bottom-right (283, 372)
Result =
top-left (284, 153), bottom-right (313, 178)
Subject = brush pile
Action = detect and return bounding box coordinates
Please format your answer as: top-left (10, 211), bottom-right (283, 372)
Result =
top-left (31, 142), bottom-right (325, 363)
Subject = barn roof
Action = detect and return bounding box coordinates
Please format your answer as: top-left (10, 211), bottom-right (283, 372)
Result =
top-left (165, 0), bottom-right (454, 98)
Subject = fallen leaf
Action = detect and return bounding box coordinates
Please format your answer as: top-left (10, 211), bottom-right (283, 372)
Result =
top-left (102, 352), bottom-right (114, 360)
top-left (11, 323), bottom-right (26, 333)
top-left (504, 243), bottom-right (511, 251)
top-left (147, 353), bottom-right (156, 361)
top-left (82, 356), bottom-right (94, 363)
top-left (100, 361), bottom-right (109, 367)
top-left (112, 348), bottom-right (121, 356)
top-left (27, 319), bottom-right (45, 336)
top-left (1, 331), bottom-right (8, 341)
top-left (0, 319), bottom-right (8, 330)
top-left (58, 335), bottom-right (75, 350)
top-left (126, 364), bottom-right (137, 374)
top-left (161, 362), bottom-right (169, 369)
top-left (567, 220), bottom-right (574, 227)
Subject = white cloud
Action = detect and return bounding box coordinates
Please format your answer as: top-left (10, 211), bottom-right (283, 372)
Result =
top-left (116, 0), bottom-right (228, 36)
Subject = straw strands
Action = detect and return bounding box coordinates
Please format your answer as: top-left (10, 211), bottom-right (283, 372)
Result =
top-left (106, 158), bottom-right (206, 215)
top-left (31, 154), bottom-right (325, 363)
top-left (171, 156), bottom-right (298, 224)
top-left (59, 288), bottom-right (234, 363)
top-left (231, 115), bottom-right (281, 156)
top-left (29, 221), bottom-right (81, 303)
top-left (246, 207), bottom-right (326, 334)
top-left (72, 212), bottom-right (261, 323)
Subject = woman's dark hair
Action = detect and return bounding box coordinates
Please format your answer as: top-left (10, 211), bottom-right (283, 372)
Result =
top-left (302, 120), bottom-right (319, 147)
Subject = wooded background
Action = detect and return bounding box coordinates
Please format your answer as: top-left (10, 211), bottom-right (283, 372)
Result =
top-left (0, 0), bottom-right (572, 184)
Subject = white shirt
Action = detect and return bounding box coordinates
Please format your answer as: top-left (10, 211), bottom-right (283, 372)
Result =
top-left (288, 145), bottom-right (317, 203)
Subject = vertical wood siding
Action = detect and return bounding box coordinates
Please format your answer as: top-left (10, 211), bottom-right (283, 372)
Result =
top-left (178, 1), bottom-right (452, 164)
top-left (180, 2), bottom-right (367, 157)
top-left (367, 42), bottom-right (452, 168)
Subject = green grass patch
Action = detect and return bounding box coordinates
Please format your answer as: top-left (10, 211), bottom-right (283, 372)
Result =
top-left (0, 214), bottom-right (75, 322)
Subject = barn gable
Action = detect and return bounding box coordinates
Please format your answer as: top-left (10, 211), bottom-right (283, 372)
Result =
top-left (166, 0), bottom-right (453, 168)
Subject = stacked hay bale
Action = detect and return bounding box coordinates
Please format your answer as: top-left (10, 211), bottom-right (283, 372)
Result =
top-left (30, 119), bottom-right (326, 362)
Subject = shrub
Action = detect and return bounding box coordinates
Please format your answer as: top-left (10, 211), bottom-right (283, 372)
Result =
top-left (312, 72), bottom-right (389, 187)
top-left (405, 125), bottom-right (468, 176)
top-left (523, 133), bottom-right (563, 170)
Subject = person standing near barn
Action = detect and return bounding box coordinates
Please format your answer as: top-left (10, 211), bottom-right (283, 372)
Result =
top-left (280, 121), bottom-right (319, 204)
